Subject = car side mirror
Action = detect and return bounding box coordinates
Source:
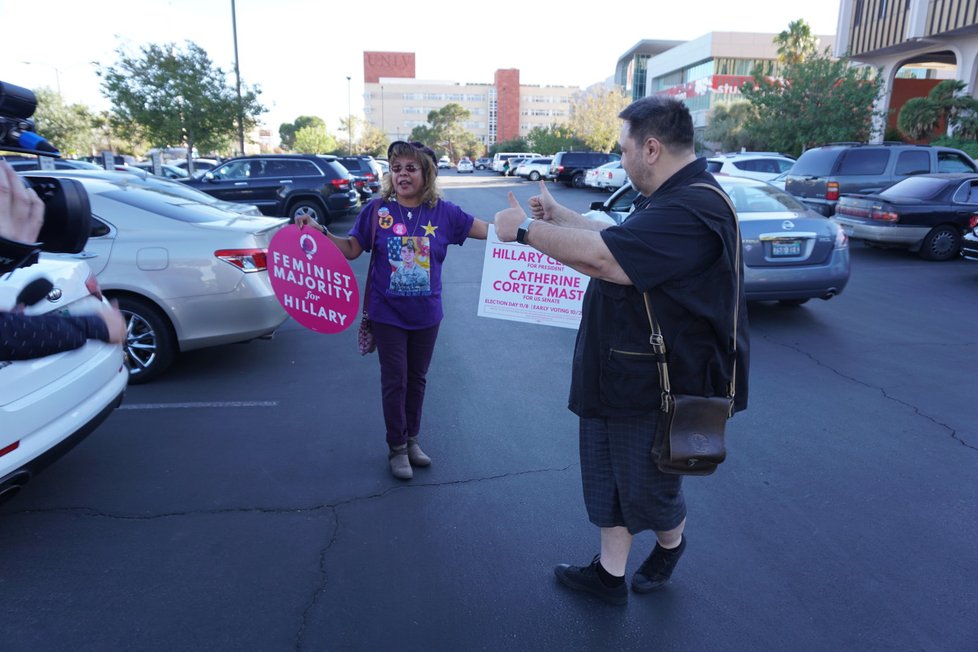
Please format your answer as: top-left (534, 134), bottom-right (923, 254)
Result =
top-left (589, 201), bottom-right (605, 211)
top-left (203, 171), bottom-right (215, 181)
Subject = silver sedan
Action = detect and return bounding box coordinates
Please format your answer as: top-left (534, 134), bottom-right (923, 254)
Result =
top-left (583, 175), bottom-right (850, 306)
top-left (25, 169), bottom-right (289, 383)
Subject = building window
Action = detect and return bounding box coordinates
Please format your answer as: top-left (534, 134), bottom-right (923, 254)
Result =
top-left (855, 0), bottom-right (863, 27)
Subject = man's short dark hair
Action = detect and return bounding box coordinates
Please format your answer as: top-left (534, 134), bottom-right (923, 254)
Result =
top-left (618, 96), bottom-right (694, 151)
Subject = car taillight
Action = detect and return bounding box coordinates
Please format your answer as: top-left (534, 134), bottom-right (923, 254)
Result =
top-left (870, 207), bottom-right (899, 222)
top-left (826, 181), bottom-right (839, 201)
top-left (969, 214), bottom-right (978, 229)
top-left (0, 441), bottom-right (19, 457)
top-left (331, 178), bottom-right (351, 190)
top-left (556, 165), bottom-right (564, 172)
top-left (364, 173), bottom-right (376, 181)
top-left (215, 248), bottom-right (268, 272)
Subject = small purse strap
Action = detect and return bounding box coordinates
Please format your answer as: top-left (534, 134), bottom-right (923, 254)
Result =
top-left (642, 182), bottom-right (741, 413)
top-left (363, 200), bottom-right (380, 317)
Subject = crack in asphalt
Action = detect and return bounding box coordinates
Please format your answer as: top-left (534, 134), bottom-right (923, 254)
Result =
top-left (769, 336), bottom-right (977, 453)
top-left (2, 465), bottom-right (575, 651)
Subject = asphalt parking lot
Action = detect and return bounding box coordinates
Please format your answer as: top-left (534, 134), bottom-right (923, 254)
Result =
top-left (2, 172), bottom-right (976, 651)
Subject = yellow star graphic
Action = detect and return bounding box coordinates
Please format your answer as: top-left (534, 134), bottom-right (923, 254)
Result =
top-left (422, 220), bottom-right (439, 237)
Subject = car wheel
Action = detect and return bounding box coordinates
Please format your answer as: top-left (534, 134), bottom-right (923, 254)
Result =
top-left (571, 172), bottom-right (585, 188)
top-left (116, 295), bottom-right (176, 384)
top-left (919, 224), bottom-right (961, 261)
top-left (529, 171), bottom-right (540, 181)
top-left (289, 200), bottom-right (327, 226)
top-left (778, 298), bottom-right (810, 307)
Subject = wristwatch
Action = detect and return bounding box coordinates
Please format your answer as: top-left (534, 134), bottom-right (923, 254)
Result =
top-left (516, 218), bottom-right (534, 244)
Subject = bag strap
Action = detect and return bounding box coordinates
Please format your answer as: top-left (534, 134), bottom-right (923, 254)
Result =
top-left (642, 182), bottom-right (741, 414)
top-left (363, 200), bottom-right (380, 317)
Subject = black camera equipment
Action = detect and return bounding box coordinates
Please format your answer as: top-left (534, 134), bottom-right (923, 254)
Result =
top-left (0, 80), bottom-right (92, 274)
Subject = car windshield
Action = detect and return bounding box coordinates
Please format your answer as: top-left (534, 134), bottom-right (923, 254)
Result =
top-left (879, 176), bottom-right (951, 200)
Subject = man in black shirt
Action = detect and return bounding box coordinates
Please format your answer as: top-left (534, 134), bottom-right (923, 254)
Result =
top-left (0, 161), bottom-right (125, 360)
top-left (494, 96), bottom-right (749, 605)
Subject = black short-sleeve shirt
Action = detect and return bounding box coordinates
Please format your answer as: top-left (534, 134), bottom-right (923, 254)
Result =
top-left (568, 158), bottom-right (750, 418)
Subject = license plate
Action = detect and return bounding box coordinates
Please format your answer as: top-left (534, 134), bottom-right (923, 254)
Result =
top-left (772, 241), bottom-right (801, 257)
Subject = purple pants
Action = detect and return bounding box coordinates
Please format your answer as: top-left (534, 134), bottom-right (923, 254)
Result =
top-left (372, 320), bottom-right (440, 448)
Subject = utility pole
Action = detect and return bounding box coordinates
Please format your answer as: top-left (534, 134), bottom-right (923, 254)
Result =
top-left (232, 0), bottom-right (245, 156)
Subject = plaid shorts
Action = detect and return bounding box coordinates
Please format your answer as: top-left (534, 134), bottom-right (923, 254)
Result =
top-left (579, 413), bottom-right (686, 534)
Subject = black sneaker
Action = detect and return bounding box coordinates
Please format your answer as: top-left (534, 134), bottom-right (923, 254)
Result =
top-left (631, 535), bottom-right (686, 593)
top-left (554, 555), bottom-right (627, 606)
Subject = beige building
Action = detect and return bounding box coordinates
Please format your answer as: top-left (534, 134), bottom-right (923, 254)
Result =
top-left (835, 0), bottom-right (978, 139)
top-left (361, 52), bottom-right (580, 147)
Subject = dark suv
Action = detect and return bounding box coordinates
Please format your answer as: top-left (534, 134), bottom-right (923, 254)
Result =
top-left (336, 156), bottom-right (381, 201)
top-left (784, 143), bottom-right (977, 216)
top-left (550, 151), bottom-right (620, 188)
top-left (181, 154), bottom-right (359, 225)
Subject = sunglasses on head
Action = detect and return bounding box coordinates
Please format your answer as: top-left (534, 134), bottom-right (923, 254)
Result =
top-left (387, 140), bottom-right (437, 165)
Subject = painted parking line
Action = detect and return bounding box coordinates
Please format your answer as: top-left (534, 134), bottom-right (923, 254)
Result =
top-left (118, 401), bottom-right (279, 410)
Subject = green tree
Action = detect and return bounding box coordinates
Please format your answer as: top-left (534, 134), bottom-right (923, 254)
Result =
top-left (293, 124), bottom-right (337, 153)
top-left (897, 79), bottom-right (978, 141)
top-left (703, 102), bottom-right (763, 152)
top-left (775, 19), bottom-right (819, 65)
top-left (358, 122), bottom-right (389, 157)
top-left (490, 138), bottom-right (530, 155)
top-left (741, 50), bottom-right (884, 157)
top-left (406, 103), bottom-right (482, 162)
top-left (30, 87), bottom-right (98, 158)
top-left (526, 124), bottom-right (586, 154)
top-left (280, 115), bottom-right (326, 151)
top-left (568, 85), bottom-right (630, 152)
top-left (98, 41), bottom-right (265, 173)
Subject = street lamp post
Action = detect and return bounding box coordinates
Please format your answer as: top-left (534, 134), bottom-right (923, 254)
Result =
top-left (346, 75), bottom-right (352, 155)
top-left (21, 61), bottom-right (62, 97)
top-left (231, 0), bottom-right (245, 156)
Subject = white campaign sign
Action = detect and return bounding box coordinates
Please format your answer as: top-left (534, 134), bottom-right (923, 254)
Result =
top-left (477, 225), bottom-right (589, 330)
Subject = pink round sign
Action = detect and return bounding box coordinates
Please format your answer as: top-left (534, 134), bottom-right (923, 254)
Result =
top-left (267, 225), bottom-right (360, 334)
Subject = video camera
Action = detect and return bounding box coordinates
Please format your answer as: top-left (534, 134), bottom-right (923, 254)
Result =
top-left (0, 81), bottom-right (91, 274)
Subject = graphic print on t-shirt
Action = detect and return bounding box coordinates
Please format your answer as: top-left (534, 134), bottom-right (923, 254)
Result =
top-left (387, 236), bottom-right (431, 296)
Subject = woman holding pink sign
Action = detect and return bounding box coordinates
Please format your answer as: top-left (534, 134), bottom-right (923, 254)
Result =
top-left (296, 141), bottom-right (489, 480)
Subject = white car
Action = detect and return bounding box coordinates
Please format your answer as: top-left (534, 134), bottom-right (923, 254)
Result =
top-left (438, 156), bottom-right (452, 169)
top-left (706, 152), bottom-right (795, 182)
top-left (24, 169), bottom-right (290, 384)
top-left (594, 160), bottom-right (628, 192)
top-left (456, 158), bottom-right (474, 173)
top-left (0, 258), bottom-right (128, 503)
top-left (515, 157), bottom-right (553, 182)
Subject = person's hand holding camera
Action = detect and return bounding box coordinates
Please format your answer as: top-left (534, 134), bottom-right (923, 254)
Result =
top-left (0, 160), bottom-right (44, 244)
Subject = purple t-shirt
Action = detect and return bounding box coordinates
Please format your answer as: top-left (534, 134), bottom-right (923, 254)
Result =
top-left (349, 198), bottom-right (474, 329)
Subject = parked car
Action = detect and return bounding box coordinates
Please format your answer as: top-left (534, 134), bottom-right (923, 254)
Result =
top-left (515, 157), bottom-right (553, 181)
top-left (504, 157), bottom-right (532, 177)
top-left (336, 155), bottom-right (381, 200)
top-left (550, 151), bottom-right (620, 188)
top-left (61, 166), bottom-right (264, 217)
top-left (595, 160), bottom-right (628, 192)
top-left (23, 170), bottom-right (291, 383)
top-left (0, 257), bottom-right (128, 503)
top-left (584, 177), bottom-right (850, 305)
top-left (784, 143), bottom-right (977, 216)
top-left (475, 157), bottom-right (492, 170)
top-left (132, 162), bottom-right (190, 179)
top-left (172, 158), bottom-right (220, 174)
top-left (706, 152), bottom-right (795, 182)
top-left (180, 154), bottom-right (359, 226)
top-left (833, 173), bottom-right (978, 261)
top-left (456, 157), bottom-right (475, 173)
top-left (438, 156), bottom-right (452, 169)
top-left (491, 152), bottom-right (542, 173)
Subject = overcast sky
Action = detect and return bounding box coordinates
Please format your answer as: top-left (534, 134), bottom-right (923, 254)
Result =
top-left (1, 0), bottom-right (841, 136)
